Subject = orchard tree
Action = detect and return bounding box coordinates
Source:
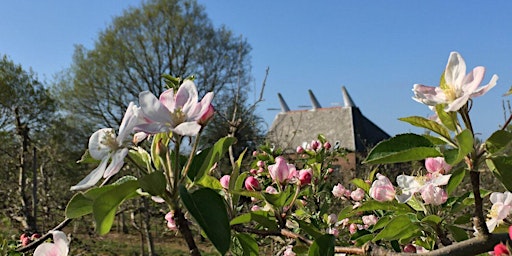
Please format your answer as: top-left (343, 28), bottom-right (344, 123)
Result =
top-left (54, 0), bottom-right (254, 135)
top-left (0, 55), bottom-right (57, 232)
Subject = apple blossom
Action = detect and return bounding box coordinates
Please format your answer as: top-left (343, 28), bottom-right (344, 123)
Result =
top-left (165, 211), bottom-right (178, 230)
top-left (420, 184), bottom-right (447, 205)
top-left (71, 102), bottom-right (142, 190)
top-left (298, 168), bottom-right (313, 185)
top-left (283, 246), bottom-right (296, 256)
top-left (265, 186), bottom-right (278, 194)
top-left (486, 191), bottom-right (512, 232)
top-left (268, 156), bottom-right (296, 183)
top-left (412, 51), bottom-right (498, 112)
top-left (350, 188), bottom-right (365, 201)
top-left (244, 176), bottom-right (260, 191)
top-left (395, 172), bottom-right (451, 204)
top-left (219, 175), bottom-right (230, 189)
top-left (327, 213), bottom-right (338, 225)
top-left (332, 183), bottom-right (348, 199)
top-left (296, 146), bottom-right (304, 154)
top-left (425, 157), bottom-right (451, 174)
top-left (493, 243), bottom-right (509, 256)
top-left (369, 173), bottom-right (396, 202)
top-left (137, 80), bottom-right (214, 136)
top-left (33, 231), bottom-right (69, 256)
top-left (362, 215), bottom-right (378, 226)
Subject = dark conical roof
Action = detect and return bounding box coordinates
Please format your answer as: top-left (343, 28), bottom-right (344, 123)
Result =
top-left (267, 88), bottom-right (389, 152)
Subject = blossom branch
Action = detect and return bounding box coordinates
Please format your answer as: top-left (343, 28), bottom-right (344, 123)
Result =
top-left (16, 218), bottom-right (72, 253)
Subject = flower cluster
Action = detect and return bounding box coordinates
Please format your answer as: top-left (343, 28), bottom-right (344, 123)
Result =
top-left (71, 80), bottom-right (213, 190)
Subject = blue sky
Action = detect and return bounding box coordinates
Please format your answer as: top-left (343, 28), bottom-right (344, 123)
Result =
top-left (1, 1), bottom-right (511, 139)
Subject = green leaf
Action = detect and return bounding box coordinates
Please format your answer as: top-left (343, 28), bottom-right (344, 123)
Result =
top-left (453, 214), bottom-right (471, 225)
top-left (150, 132), bottom-right (170, 171)
top-left (446, 225), bottom-right (468, 242)
top-left (77, 149), bottom-right (100, 164)
top-left (355, 200), bottom-right (413, 213)
top-left (421, 215), bottom-right (442, 225)
top-left (235, 233), bottom-right (258, 256)
top-left (435, 104), bottom-right (457, 131)
top-left (179, 186), bottom-right (231, 255)
top-left (446, 166), bottom-right (466, 195)
top-left (249, 211), bottom-right (278, 230)
top-left (372, 215), bottom-right (392, 232)
top-left (308, 234), bottom-right (335, 256)
top-left (297, 219), bottom-right (323, 239)
top-left (196, 175), bottom-right (223, 190)
top-left (93, 180), bottom-right (140, 235)
top-left (138, 171), bottom-right (166, 196)
top-left (487, 156), bottom-right (512, 191)
top-left (399, 116), bottom-right (451, 139)
top-left (364, 133), bottom-right (442, 164)
top-left (190, 136), bottom-right (236, 181)
top-left (486, 130), bottom-right (512, 155)
top-left (65, 192), bottom-right (93, 218)
top-left (444, 129), bottom-right (473, 165)
top-left (262, 186), bottom-right (294, 208)
top-left (351, 178), bottom-right (370, 193)
top-left (373, 214), bottom-right (416, 241)
top-left (230, 149), bottom-right (247, 208)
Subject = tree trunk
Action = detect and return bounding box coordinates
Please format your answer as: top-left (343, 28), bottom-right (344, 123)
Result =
top-left (142, 197), bottom-right (155, 256)
top-left (31, 146), bottom-right (38, 232)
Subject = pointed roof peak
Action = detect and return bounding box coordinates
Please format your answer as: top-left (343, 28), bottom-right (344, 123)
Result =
top-left (308, 89), bottom-right (322, 110)
top-left (277, 93), bottom-right (290, 112)
top-left (341, 86), bottom-right (356, 107)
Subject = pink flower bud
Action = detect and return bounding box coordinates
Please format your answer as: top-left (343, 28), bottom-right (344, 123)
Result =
top-left (349, 223), bottom-right (358, 234)
top-left (425, 157), bottom-right (451, 174)
top-left (369, 174), bottom-right (396, 202)
top-left (268, 156), bottom-right (295, 183)
top-left (251, 205), bottom-right (261, 211)
top-left (310, 140), bottom-right (320, 150)
top-left (198, 104), bottom-right (214, 125)
top-left (296, 146), bottom-right (304, 154)
top-left (21, 237), bottom-right (31, 246)
top-left (350, 188), bottom-right (365, 201)
top-left (298, 169), bottom-right (313, 185)
top-left (420, 184), bottom-right (447, 205)
top-left (332, 183), bottom-right (347, 198)
top-left (249, 169), bottom-right (258, 175)
top-left (252, 151), bottom-right (258, 157)
top-left (362, 215), bottom-right (378, 226)
top-left (257, 160), bottom-right (265, 168)
top-left (219, 175), bottom-right (230, 189)
top-left (165, 211), bottom-right (178, 231)
top-left (327, 227), bottom-right (339, 237)
top-left (244, 176), bottom-right (260, 191)
top-left (323, 142), bottom-right (331, 150)
top-left (494, 243), bottom-right (509, 256)
top-left (403, 244), bottom-right (417, 253)
top-left (31, 233), bottom-right (41, 240)
top-left (265, 186), bottom-right (278, 194)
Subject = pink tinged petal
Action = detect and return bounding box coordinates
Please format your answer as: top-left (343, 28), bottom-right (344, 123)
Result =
top-left (430, 174), bottom-right (451, 186)
top-left (117, 102), bottom-right (142, 143)
top-left (52, 231), bottom-right (69, 255)
top-left (70, 156), bottom-right (109, 190)
top-left (396, 175), bottom-right (421, 192)
top-left (444, 52), bottom-right (466, 89)
top-left (175, 81), bottom-right (198, 112)
top-left (445, 93), bottom-right (471, 112)
top-left (491, 192), bottom-right (505, 204)
top-left (461, 66), bottom-right (486, 94)
top-left (472, 74), bottom-right (499, 98)
top-left (103, 148), bottom-right (129, 178)
top-left (34, 231), bottom-right (69, 256)
top-left (497, 204), bottom-right (511, 220)
top-left (412, 84), bottom-right (446, 106)
top-left (139, 91), bottom-right (172, 124)
top-left (268, 157), bottom-right (291, 183)
top-left (88, 128), bottom-right (115, 160)
top-left (219, 175), bottom-right (230, 189)
top-left (503, 191), bottom-right (512, 205)
top-left (159, 88), bottom-right (177, 112)
top-left (173, 121), bottom-right (201, 136)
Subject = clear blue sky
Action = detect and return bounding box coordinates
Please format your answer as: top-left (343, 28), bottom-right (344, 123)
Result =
top-left (1, 1), bottom-right (511, 139)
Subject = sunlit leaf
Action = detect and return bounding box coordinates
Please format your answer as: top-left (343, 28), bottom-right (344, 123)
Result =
top-left (308, 234), bottom-right (335, 256)
top-left (399, 116), bottom-right (451, 139)
top-left (364, 133), bottom-right (442, 164)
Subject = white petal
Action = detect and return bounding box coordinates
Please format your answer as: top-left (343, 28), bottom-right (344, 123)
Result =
top-left (139, 91), bottom-right (172, 123)
top-left (431, 174), bottom-right (451, 186)
top-left (396, 175), bottom-right (420, 191)
top-left (173, 122), bottom-right (201, 136)
top-left (177, 80), bottom-right (199, 113)
top-left (103, 148), bottom-right (128, 178)
top-left (70, 157), bottom-right (109, 190)
top-left (472, 74), bottom-right (498, 98)
top-left (396, 191), bottom-right (414, 203)
top-left (88, 128), bottom-right (114, 159)
top-left (51, 231), bottom-right (70, 255)
top-left (490, 192), bottom-right (504, 204)
top-left (445, 52), bottom-right (466, 90)
top-left (33, 243), bottom-right (58, 256)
